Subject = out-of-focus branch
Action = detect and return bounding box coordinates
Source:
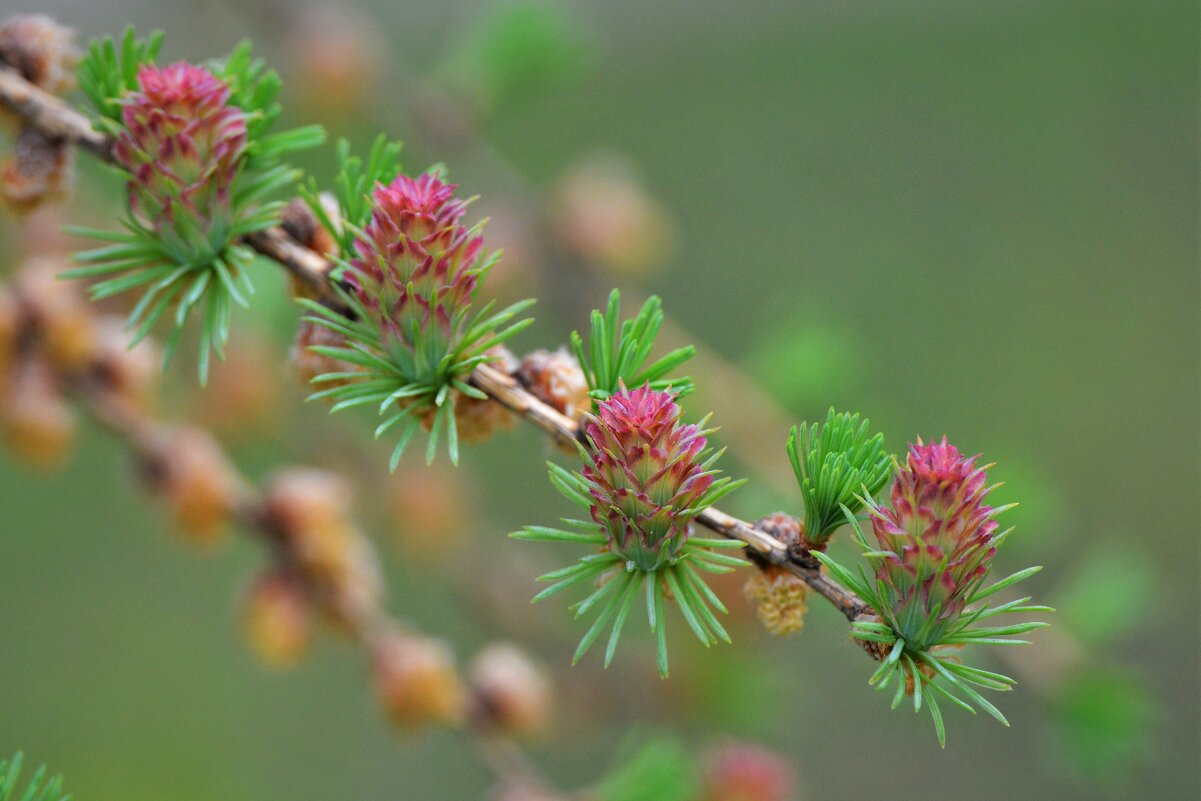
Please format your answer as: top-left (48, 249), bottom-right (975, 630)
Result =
top-left (0, 267), bottom-right (551, 794)
top-left (0, 60), bottom-right (871, 626)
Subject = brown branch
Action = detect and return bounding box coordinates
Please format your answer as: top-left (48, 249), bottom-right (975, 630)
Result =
top-left (0, 65), bottom-right (108, 156)
top-left (0, 60), bottom-right (871, 625)
top-left (243, 226), bottom-right (336, 298)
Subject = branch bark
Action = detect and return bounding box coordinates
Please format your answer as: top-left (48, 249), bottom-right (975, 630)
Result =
top-left (0, 63), bottom-right (871, 624)
top-left (0, 66), bottom-right (108, 156)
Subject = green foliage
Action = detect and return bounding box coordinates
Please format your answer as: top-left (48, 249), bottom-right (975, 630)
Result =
top-left (0, 753), bottom-right (71, 801)
top-left (511, 461), bottom-right (747, 677)
top-left (446, 0), bottom-right (592, 111)
top-left (299, 140), bottom-right (534, 466)
top-left (787, 409), bottom-right (891, 543)
top-left (300, 289), bottom-right (533, 468)
top-left (76, 26), bottom-right (164, 124)
top-left (812, 505), bottom-right (1051, 746)
top-left (571, 289), bottom-right (695, 404)
top-left (301, 135), bottom-right (404, 261)
top-left (66, 30), bottom-right (325, 383)
top-left (1054, 546), bottom-right (1155, 648)
top-left (212, 42), bottom-right (324, 150)
top-left (593, 738), bottom-right (698, 801)
top-left (748, 323), bottom-right (866, 410)
top-left (64, 229), bottom-right (257, 384)
top-left (1051, 667), bottom-right (1155, 781)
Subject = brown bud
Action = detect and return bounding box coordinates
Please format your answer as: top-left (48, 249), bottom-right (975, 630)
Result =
top-left (743, 568), bottom-right (807, 636)
top-left (853, 614), bottom-right (892, 661)
top-left (468, 643), bottom-right (552, 736)
top-left (264, 469), bottom-right (355, 576)
top-left (2, 127), bottom-right (74, 213)
top-left (0, 147), bottom-right (60, 215)
top-left (373, 632), bottom-right (465, 728)
top-left (0, 15), bottom-right (79, 93)
top-left (242, 569), bottom-right (312, 667)
top-left (485, 344), bottom-right (519, 375)
top-left (262, 469), bottom-right (382, 631)
top-left (322, 535), bottom-right (384, 635)
top-left (279, 197), bottom-right (338, 257)
top-left (0, 358), bottom-right (74, 470)
top-left (0, 286), bottom-right (19, 390)
top-left (701, 742), bottom-right (797, 801)
top-left (755, 512), bottom-right (802, 548)
top-left (516, 348), bottom-right (590, 421)
top-left (90, 316), bottom-right (159, 413)
top-left (554, 155), bottom-right (676, 276)
top-left (16, 256), bottom-right (93, 371)
top-left (146, 427), bottom-right (239, 546)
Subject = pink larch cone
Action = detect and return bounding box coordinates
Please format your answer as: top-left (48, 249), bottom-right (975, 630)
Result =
top-left (114, 63), bottom-right (248, 230)
top-left (582, 386), bottom-right (714, 571)
top-left (348, 172), bottom-right (483, 349)
top-left (869, 436), bottom-right (998, 647)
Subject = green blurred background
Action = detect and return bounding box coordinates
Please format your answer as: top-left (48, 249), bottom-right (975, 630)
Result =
top-left (1, 0), bottom-right (1197, 799)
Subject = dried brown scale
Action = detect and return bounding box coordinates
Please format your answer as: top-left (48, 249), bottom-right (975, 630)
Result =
top-left (13, 256), bottom-right (93, 371)
top-left (0, 356), bottom-right (74, 469)
top-left (279, 196), bottom-right (337, 260)
top-left (853, 614), bottom-right (891, 662)
top-left (242, 568), bottom-right (313, 667)
top-left (0, 49), bottom-right (874, 629)
top-left (515, 347), bottom-right (590, 422)
top-left (141, 426), bottom-right (240, 547)
top-left (748, 511), bottom-right (802, 568)
top-left (2, 125), bottom-right (73, 212)
top-left (468, 643), bottom-right (552, 736)
top-left (0, 15), bottom-right (78, 94)
top-left (260, 468), bottom-right (383, 633)
top-left (243, 226), bottom-right (338, 299)
top-left (87, 317), bottom-right (159, 413)
top-left (373, 630), bottom-right (466, 729)
top-left (0, 286), bottom-right (17, 389)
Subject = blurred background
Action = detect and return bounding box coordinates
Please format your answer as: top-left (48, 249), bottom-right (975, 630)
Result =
top-left (0, 0), bottom-right (1197, 799)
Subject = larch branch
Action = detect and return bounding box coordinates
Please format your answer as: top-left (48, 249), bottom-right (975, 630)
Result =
top-left (0, 62), bottom-right (872, 626)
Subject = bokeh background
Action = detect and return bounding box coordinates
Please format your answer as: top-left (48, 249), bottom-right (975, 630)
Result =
top-left (1, 0), bottom-right (1197, 799)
